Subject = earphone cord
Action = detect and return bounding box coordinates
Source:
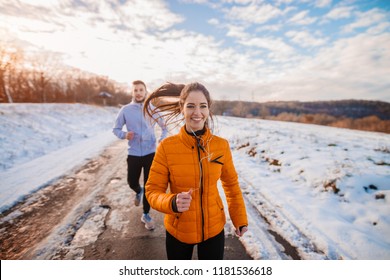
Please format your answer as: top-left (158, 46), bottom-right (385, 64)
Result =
top-left (190, 128), bottom-right (203, 192)
top-left (190, 128), bottom-right (216, 192)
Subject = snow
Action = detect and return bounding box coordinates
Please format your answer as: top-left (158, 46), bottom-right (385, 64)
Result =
top-left (0, 103), bottom-right (118, 211)
top-left (1, 103), bottom-right (389, 260)
top-left (215, 117), bottom-right (390, 260)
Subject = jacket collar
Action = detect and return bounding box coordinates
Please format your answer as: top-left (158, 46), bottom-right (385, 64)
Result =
top-left (179, 126), bottom-right (212, 149)
top-left (130, 101), bottom-right (143, 107)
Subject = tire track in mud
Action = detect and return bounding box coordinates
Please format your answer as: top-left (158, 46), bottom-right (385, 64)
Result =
top-left (0, 140), bottom-right (126, 259)
top-left (1, 140), bottom-right (252, 260)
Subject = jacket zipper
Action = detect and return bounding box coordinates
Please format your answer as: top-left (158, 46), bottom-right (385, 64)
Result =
top-left (195, 137), bottom-right (205, 242)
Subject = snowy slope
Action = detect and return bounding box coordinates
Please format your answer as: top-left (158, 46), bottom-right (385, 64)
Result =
top-left (0, 103), bottom-right (389, 259)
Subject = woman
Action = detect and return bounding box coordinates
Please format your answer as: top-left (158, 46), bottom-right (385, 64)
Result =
top-left (144, 82), bottom-right (248, 260)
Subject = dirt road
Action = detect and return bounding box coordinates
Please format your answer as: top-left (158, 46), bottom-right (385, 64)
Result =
top-left (0, 140), bottom-right (252, 260)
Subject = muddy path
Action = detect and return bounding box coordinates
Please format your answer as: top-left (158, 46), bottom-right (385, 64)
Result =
top-left (0, 140), bottom-right (251, 260)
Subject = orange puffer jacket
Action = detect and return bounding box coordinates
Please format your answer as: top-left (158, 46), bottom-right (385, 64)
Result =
top-left (146, 126), bottom-right (248, 244)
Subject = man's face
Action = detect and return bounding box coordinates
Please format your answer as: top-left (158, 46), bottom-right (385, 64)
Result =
top-left (132, 84), bottom-right (146, 103)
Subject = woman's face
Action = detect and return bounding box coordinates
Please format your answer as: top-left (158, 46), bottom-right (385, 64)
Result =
top-left (182, 90), bottom-right (209, 132)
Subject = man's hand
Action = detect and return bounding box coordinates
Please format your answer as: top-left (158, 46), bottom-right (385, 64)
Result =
top-left (126, 131), bottom-right (135, 140)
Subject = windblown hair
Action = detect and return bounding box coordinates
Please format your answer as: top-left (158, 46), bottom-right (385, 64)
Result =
top-left (143, 82), bottom-right (214, 129)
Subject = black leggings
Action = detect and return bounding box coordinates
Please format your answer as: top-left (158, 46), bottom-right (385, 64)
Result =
top-left (166, 229), bottom-right (225, 260)
top-left (127, 153), bottom-right (155, 214)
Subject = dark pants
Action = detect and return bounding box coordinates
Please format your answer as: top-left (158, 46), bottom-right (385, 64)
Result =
top-left (127, 153), bottom-right (155, 214)
top-left (166, 229), bottom-right (225, 260)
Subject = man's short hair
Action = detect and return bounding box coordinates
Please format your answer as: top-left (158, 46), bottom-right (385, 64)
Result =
top-left (132, 80), bottom-right (146, 89)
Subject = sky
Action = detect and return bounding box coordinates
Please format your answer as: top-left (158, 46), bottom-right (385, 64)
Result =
top-left (1, 103), bottom-right (389, 261)
top-left (0, 0), bottom-right (390, 102)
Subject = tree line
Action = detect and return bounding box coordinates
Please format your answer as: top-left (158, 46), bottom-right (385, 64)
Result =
top-left (212, 100), bottom-right (390, 133)
top-left (0, 44), bottom-right (129, 105)
top-left (1, 43), bottom-right (389, 133)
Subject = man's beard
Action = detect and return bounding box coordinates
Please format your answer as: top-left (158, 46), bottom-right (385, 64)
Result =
top-left (135, 97), bottom-right (145, 103)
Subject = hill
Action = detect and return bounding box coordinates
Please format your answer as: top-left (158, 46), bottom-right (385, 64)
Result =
top-left (212, 99), bottom-right (390, 133)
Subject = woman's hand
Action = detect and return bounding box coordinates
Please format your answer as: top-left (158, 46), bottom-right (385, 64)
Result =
top-left (176, 189), bottom-right (193, 212)
top-left (235, 226), bottom-right (248, 237)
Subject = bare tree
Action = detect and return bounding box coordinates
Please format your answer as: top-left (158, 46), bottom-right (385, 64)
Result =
top-left (8, 68), bottom-right (32, 102)
top-left (232, 101), bottom-right (246, 117)
top-left (29, 52), bottom-right (62, 103)
top-left (0, 45), bottom-right (22, 103)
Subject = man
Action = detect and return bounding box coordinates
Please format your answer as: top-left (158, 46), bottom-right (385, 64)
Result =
top-left (113, 80), bottom-right (167, 230)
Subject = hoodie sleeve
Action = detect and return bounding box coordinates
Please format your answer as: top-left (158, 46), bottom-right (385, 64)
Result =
top-left (112, 107), bottom-right (127, 139)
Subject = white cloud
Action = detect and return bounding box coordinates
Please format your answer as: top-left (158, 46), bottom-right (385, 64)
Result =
top-left (263, 32), bottom-right (390, 101)
top-left (222, 0), bottom-right (253, 4)
top-left (179, 0), bottom-right (209, 4)
top-left (289, 10), bottom-right (317, 25)
top-left (225, 24), bottom-right (248, 38)
top-left (210, 26), bottom-right (390, 102)
top-left (208, 18), bottom-right (220, 25)
top-left (0, 0), bottom-right (186, 80)
top-left (315, 0), bottom-right (332, 8)
top-left (343, 8), bottom-right (389, 33)
top-left (255, 23), bottom-right (283, 32)
top-left (367, 21), bottom-right (390, 35)
top-left (324, 5), bottom-right (354, 20)
top-left (0, 0), bottom-right (389, 103)
top-left (225, 3), bottom-right (283, 24)
top-left (238, 36), bottom-right (295, 59)
top-left (275, 0), bottom-right (294, 6)
top-left (286, 30), bottom-right (327, 47)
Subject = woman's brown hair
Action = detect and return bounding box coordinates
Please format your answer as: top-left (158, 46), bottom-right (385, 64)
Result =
top-left (144, 82), bottom-right (214, 129)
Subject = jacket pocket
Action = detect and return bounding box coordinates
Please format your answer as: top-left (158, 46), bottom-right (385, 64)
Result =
top-left (216, 197), bottom-right (226, 223)
top-left (173, 213), bottom-right (181, 227)
top-left (216, 197), bottom-right (224, 211)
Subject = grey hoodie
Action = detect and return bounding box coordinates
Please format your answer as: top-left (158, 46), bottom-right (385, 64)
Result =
top-left (112, 101), bottom-right (167, 156)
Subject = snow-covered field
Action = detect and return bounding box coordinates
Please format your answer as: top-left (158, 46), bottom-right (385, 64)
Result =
top-left (216, 116), bottom-right (390, 260)
top-left (0, 103), bottom-right (389, 260)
